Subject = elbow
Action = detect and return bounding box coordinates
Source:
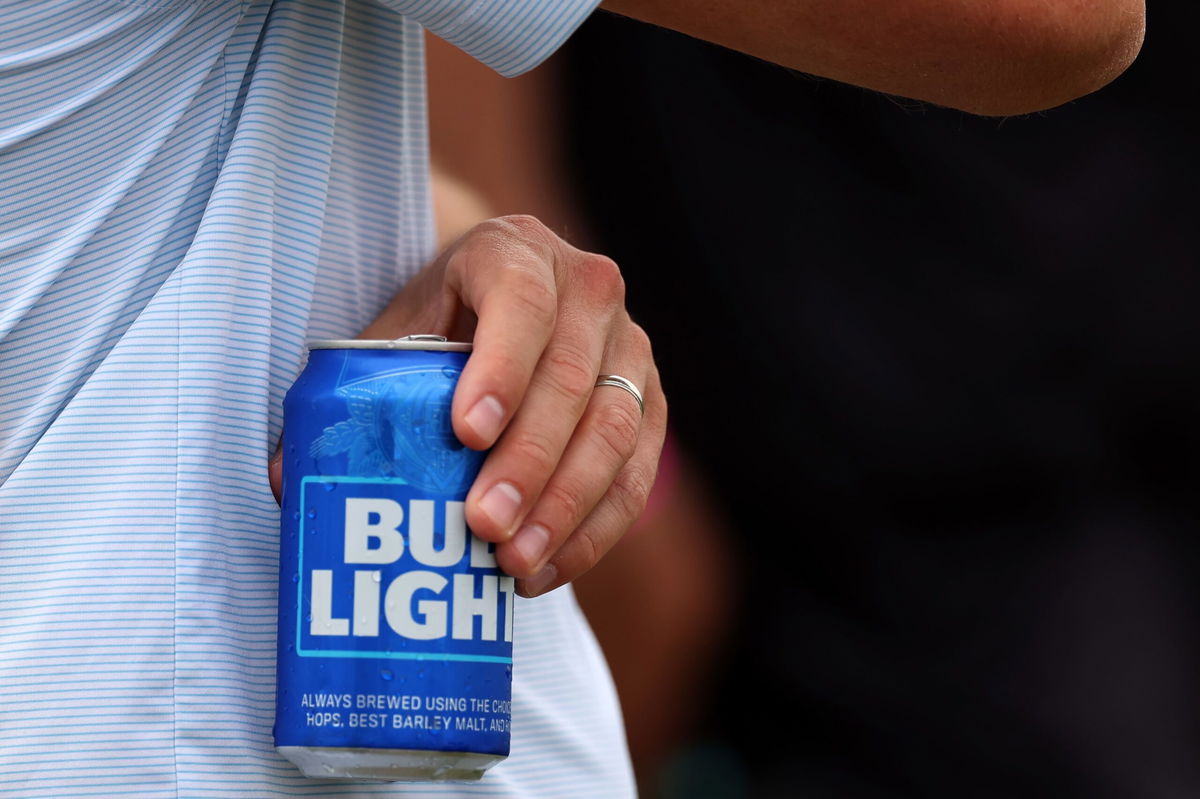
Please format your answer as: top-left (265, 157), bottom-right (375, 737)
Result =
top-left (944, 0), bottom-right (1147, 116)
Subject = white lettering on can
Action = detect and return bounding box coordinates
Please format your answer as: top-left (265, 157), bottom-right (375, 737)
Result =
top-left (344, 498), bottom-right (405, 564)
top-left (310, 569), bottom-right (349, 636)
top-left (384, 571), bottom-right (448, 640)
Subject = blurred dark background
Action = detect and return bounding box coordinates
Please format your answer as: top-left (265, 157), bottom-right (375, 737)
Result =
top-left (556, 6), bottom-right (1200, 798)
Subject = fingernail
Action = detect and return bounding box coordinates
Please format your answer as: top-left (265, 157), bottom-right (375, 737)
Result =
top-left (524, 563), bottom-right (558, 597)
top-left (478, 482), bottom-right (522, 536)
top-left (464, 394), bottom-right (505, 444)
top-left (511, 523), bottom-right (550, 572)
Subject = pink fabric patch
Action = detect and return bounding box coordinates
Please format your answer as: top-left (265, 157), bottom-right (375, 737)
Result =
top-left (631, 428), bottom-right (681, 534)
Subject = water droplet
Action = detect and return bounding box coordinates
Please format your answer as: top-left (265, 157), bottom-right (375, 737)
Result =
top-left (291, 573), bottom-right (299, 583)
top-left (380, 669), bottom-right (394, 681)
top-left (371, 572), bottom-right (382, 583)
top-left (291, 511), bottom-right (301, 521)
top-left (306, 508), bottom-right (317, 520)
top-left (322, 481), bottom-right (336, 492)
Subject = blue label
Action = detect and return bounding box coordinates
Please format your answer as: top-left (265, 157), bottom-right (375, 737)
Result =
top-left (275, 349), bottom-right (513, 755)
top-left (295, 476), bottom-right (515, 661)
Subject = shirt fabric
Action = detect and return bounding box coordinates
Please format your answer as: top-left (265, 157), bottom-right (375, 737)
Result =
top-left (0, 2), bottom-right (634, 797)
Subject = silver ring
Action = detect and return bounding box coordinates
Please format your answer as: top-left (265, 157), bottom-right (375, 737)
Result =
top-left (594, 374), bottom-right (644, 416)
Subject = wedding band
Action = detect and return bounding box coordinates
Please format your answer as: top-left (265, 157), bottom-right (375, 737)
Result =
top-left (594, 374), bottom-right (645, 416)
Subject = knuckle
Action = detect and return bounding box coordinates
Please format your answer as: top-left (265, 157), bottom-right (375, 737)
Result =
top-left (591, 399), bottom-right (641, 464)
top-left (576, 252), bottom-right (625, 306)
top-left (570, 527), bottom-right (604, 576)
top-left (610, 463), bottom-right (654, 524)
top-left (626, 320), bottom-right (653, 358)
top-left (496, 213), bottom-right (551, 238)
top-left (463, 215), bottom-right (556, 274)
top-left (541, 478), bottom-right (588, 529)
top-left (465, 217), bottom-right (521, 254)
top-left (542, 342), bottom-right (598, 402)
top-left (468, 217), bottom-right (507, 237)
top-left (491, 215), bottom-right (560, 260)
top-left (506, 427), bottom-right (559, 477)
top-left (503, 266), bottom-right (558, 328)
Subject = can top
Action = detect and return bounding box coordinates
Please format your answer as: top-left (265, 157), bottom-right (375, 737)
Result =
top-left (307, 334), bottom-right (471, 352)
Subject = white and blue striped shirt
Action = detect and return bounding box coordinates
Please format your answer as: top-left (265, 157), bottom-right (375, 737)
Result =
top-left (0, 2), bottom-right (634, 796)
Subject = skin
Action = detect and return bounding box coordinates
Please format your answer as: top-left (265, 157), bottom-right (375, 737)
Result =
top-left (600, 0), bottom-right (1146, 115)
top-left (270, 214), bottom-right (666, 599)
top-left (271, 0), bottom-right (1146, 600)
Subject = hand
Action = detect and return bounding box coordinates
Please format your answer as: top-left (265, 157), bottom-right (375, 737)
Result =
top-left (270, 215), bottom-right (666, 597)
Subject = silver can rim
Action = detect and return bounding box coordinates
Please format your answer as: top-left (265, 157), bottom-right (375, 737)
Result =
top-left (308, 335), bottom-right (471, 352)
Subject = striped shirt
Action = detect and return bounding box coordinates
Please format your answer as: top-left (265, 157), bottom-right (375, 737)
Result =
top-left (0, 2), bottom-right (634, 797)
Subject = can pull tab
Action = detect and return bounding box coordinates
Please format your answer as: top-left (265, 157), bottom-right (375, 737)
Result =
top-left (393, 334), bottom-right (448, 343)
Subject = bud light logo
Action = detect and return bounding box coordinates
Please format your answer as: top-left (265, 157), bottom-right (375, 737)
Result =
top-left (295, 476), bottom-right (515, 663)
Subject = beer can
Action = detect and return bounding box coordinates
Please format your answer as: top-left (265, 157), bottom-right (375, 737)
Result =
top-left (274, 336), bottom-right (515, 781)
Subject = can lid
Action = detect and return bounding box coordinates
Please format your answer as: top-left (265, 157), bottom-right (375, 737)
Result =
top-left (307, 334), bottom-right (472, 352)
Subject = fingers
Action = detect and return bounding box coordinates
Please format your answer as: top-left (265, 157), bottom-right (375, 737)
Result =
top-left (441, 216), bottom-right (664, 595)
top-left (451, 216), bottom-right (631, 546)
top-left (446, 216), bottom-right (563, 450)
top-left (513, 363), bottom-right (666, 597)
top-left (462, 309), bottom-right (615, 543)
top-left (486, 318), bottom-right (649, 575)
top-left (282, 213), bottom-right (666, 597)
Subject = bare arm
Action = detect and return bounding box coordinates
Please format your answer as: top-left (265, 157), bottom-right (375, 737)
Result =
top-left (599, 0), bottom-right (1145, 115)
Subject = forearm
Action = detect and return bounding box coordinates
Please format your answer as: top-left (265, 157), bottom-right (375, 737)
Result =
top-left (599, 0), bottom-right (1145, 115)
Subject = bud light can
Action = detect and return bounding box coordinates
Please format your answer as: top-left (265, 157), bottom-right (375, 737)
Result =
top-left (274, 336), bottom-right (515, 781)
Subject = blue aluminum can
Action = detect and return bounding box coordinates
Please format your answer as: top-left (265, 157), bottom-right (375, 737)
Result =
top-left (274, 336), bottom-right (514, 781)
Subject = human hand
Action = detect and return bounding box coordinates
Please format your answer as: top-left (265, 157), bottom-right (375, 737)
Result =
top-left (270, 215), bottom-right (666, 597)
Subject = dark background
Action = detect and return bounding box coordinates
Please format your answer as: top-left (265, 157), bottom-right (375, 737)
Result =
top-left (559, 7), bottom-right (1200, 797)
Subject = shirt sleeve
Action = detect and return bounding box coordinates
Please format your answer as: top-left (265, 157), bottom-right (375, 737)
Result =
top-left (377, 0), bottom-right (603, 76)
